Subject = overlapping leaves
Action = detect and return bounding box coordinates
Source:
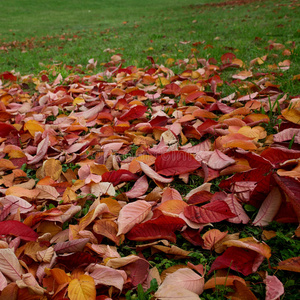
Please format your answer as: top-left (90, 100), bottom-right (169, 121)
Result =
top-left (0, 42), bottom-right (298, 299)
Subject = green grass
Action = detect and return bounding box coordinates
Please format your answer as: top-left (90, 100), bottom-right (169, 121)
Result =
top-left (1, 0), bottom-right (299, 97)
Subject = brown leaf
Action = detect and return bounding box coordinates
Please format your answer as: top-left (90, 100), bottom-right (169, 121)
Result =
top-left (43, 159), bottom-right (62, 180)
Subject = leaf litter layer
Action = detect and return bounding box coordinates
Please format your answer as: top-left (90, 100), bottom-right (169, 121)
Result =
top-left (0, 39), bottom-right (299, 300)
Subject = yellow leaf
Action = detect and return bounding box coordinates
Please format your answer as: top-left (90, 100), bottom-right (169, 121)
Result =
top-left (24, 120), bottom-right (44, 137)
top-left (156, 77), bottom-right (170, 87)
top-left (73, 97), bottom-right (85, 105)
top-left (281, 106), bottom-right (300, 124)
top-left (68, 275), bottom-right (96, 300)
top-left (166, 58), bottom-right (175, 66)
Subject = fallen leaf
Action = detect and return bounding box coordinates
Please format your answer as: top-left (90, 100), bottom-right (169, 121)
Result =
top-left (68, 274), bottom-right (96, 300)
top-left (264, 274), bottom-right (284, 300)
top-left (117, 200), bottom-right (152, 235)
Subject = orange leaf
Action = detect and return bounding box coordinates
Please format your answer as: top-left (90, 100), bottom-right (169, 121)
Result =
top-left (100, 197), bottom-right (122, 218)
top-left (220, 158), bottom-right (251, 176)
top-left (50, 268), bottom-right (71, 285)
top-left (128, 155), bottom-right (156, 173)
top-left (228, 280), bottom-right (258, 300)
top-left (202, 229), bottom-right (228, 250)
top-left (0, 159), bottom-right (17, 170)
top-left (43, 159), bottom-right (62, 181)
top-left (78, 203), bottom-right (110, 230)
top-left (215, 133), bottom-right (257, 150)
top-left (277, 162), bottom-right (300, 178)
top-left (178, 114), bottom-right (195, 123)
top-left (68, 275), bottom-right (96, 300)
top-left (193, 109), bottom-right (217, 119)
top-left (274, 257), bottom-right (300, 273)
top-left (244, 113), bottom-right (269, 123)
top-left (5, 186), bottom-right (40, 199)
top-left (156, 200), bottom-right (188, 215)
top-left (204, 275), bottom-right (246, 289)
top-left (93, 219), bottom-right (124, 245)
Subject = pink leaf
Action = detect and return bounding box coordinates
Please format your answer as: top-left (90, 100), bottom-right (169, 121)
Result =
top-left (117, 200), bottom-right (152, 235)
top-left (184, 201), bottom-right (236, 223)
top-left (161, 187), bottom-right (183, 202)
top-left (159, 268), bottom-right (204, 295)
top-left (223, 194), bottom-right (250, 224)
top-left (273, 128), bottom-right (300, 143)
top-left (155, 151), bottom-right (201, 176)
top-left (88, 264), bottom-right (127, 291)
top-left (155, 284), bottom-right (200, 300)
top-left (253, 187), bottom-right (282, 226)
top-left (207, 150), bottom-right (235, 170)
top-left (28, 135), bottom-right (49, 164)
top-left (71, 102), bottom-right (104, 119)
top-left (264, 275), bottom-right (284, 300)
top-left (139, 162), bottom-right (173, 183)
top-left (0, 220), bottom-right (38, 241)
top-left (0, 271), bottom-right (7, 291)
top-left (0, 195), bottom-right (33, 215)
top-left (0, 248), bottom-right (25, 281)
top-left (147, 139), bottom-right (169, 155)
top-left (125, 175), bottom-right (148, 199)
top-left (122, 258), bottom-right (149, 286)
top-left (53, 238), bottom-right (89, 254)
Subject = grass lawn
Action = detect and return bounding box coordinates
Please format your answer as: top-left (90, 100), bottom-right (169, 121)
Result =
top-left (1, 0), bottom-right (299, 90)
top-left (0, 0), bottom-right (300, 299)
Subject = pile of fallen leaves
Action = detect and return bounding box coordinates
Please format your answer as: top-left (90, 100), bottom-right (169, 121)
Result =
top-left (0, 41), bottom-right (299, 300)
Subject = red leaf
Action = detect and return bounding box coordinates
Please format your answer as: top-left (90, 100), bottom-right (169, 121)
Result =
top-left (102, 169), bottom-right (138, 186)
top-left (149, 115), bottom-right (169, 127)
top-left (184, 201), bottom-right (236, 223)
top-left (155, 151), bottom-right (201, 176)
top-left (187, 191), bottom-right (213, 205)
top-left (0, 220), bottom-right (38, 241)
top-left (221, 52), bottom-right (236, 64)
top-left (119, 105), bottom-right (147, 121)
top-left (162, 83), bottom-right (181, 97)
top-left (0, 71), bottom-right (17, 81)
top-left (127, 214), bottom-right (186, 243)
top-left (56, 252), bottom-right (97, 271)
top-left (0, 123), bottom-right (18, 137)
top-left (273, 174), bottom-right (300, 220)
top-left (261, 147), bottom-right (300, 168)
top-left (209, 246), bottom-right (264, 276)
top-left (181, 228), bottom-right (204, 247)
